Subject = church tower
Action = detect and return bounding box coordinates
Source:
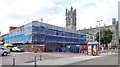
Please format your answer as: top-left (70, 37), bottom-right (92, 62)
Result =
top-left (66, 7), bottom-right (76, 30)
top-left (111, 18), bottom-right (119, 47)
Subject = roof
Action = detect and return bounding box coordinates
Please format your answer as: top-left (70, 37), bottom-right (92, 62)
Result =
top-left (79, 25), bottom-right (112, 31)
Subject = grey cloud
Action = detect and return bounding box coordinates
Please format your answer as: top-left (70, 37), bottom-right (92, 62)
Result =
top-left (82, 3), bottom-right (96, 8)
top-left (34, 5), bottom-right (64, 16)
top-left (7, 6), bottom-right (64, 20)
top-left (7, 13), bottom-right (29, 20)
top-left (52, 0), bottom-right (70, 6)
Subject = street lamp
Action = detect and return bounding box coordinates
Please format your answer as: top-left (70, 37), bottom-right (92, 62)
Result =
top-left (44, 19), bottom-right (48, 52)
top-left (97, 20), bottom-right (103, 55)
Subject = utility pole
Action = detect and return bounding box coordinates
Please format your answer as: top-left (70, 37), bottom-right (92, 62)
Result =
top-left (97, 20), bottom-right (103, 55)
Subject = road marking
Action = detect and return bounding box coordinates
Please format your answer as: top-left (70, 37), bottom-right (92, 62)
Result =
top-left (11, 52), bottom-right (25, 55)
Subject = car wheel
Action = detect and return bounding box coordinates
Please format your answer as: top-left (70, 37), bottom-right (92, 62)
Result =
top-left (10, 49), bottom-right (12, 52)
top-left (3, 52), bottom-right (8, 56)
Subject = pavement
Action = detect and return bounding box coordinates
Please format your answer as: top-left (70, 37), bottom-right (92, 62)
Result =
top-left (71, 54), bottom-right (118, 65)
top-left (19, 50), bottom-right (118, 65)
top-left (0, 57), bottom-right (2, 67)
top-left (0, 49), bottom-right (118, 67)
top-left (20, 55), bottom-right (100, 65)
top-left (1, 51), bottom-right (90, 65)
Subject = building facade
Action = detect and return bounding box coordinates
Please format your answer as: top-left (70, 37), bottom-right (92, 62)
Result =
top-left (79, 18), bottom-right (120, 47)
top-left (118, 1), bottom-right (120, 46)
top-left (111, 18), bottom-right (119, 47)
top-left (86, 34), bottom-right (96, 42)
top-left (0, 34), bottom-right (8, 46)
top-left (5, 21), bottom-right (86, 52)
top-left (0, 37), bottom-right (3, 45)
top-left (66, 7), bottom-right (76, 30)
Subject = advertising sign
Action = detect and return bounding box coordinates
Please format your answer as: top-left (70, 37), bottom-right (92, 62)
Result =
top-left (40, 44), bottom-right (45, 46)
top-left (87, 42), bottom-right (98, 56)
top-left (92, 44), bottom-right (97, 55)
top-left (35, 44), bottom-right (40, 47)
top-left (88, 45), bottom-right (92, 55)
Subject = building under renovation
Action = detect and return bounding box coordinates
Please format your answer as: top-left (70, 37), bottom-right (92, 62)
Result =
top-left (5, 20), bottom-right (86, 52)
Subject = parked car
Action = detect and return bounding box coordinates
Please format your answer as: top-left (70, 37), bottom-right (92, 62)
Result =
top-left (0, 47), bottom-right (11, 56)
top-left (4, 44), bottom-right (14, 52)
top-left (7, 46), bottom-right (15, 52)
top-left (12, 46), bottom-right (24, 52)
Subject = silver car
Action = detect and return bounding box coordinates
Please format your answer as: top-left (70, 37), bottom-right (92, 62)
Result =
top-left (0, 47), bottom-right (11, 56)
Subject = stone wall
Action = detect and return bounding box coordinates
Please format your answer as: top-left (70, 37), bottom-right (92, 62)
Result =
top-left (20, 44), bottom-right (45, 52)
top-left (79, 18), bottom-right (119, 46)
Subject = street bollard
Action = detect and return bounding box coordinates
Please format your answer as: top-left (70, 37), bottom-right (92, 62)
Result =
top-left (34, 56), bottom-right (37, 67)
top-left (13, 55), bottom-right (15, 66)
top-left (111, 49), bottom-right (113, 54)
top-left (40, 55), bottom-right (42, 61)
top-left (107, 49), bottom-right (108, 55)
top-left (116, 49), bottom-right (118, 54)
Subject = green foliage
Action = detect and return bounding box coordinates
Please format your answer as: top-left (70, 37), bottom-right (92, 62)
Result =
top-left (95, 29), bottom-right (113, 46)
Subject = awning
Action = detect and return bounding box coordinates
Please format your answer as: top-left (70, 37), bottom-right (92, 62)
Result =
top-left (35, 44), bottom-right (45, 46)
top-left (4, 44), bottom-right (14, 47)
top-left (87, 42), bottom-right (98, 45)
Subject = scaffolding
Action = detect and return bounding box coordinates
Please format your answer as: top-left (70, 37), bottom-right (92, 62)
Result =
top-left (5, 21), bottom-right (86, 46)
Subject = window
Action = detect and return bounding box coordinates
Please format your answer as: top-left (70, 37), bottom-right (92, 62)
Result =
top-left (68, 18), bottom-right (71, 25)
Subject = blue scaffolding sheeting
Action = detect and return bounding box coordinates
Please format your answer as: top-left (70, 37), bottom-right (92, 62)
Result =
top-left (5, 21), bottom-right (86, 45)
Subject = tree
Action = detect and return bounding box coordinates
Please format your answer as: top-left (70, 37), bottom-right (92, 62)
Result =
top-left (96, 29), bottom-right (113, 48)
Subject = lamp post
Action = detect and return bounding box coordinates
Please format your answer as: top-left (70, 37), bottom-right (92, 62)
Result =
top-left (44, 19), bottom-right (48, 52)
top-left (97, 20), bottom-right (103, 55)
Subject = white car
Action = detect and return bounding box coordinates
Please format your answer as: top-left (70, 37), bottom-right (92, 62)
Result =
top-left (12, 47), bottom-right (24, 52)
top-left (0, 47), bottom-right (11, 56)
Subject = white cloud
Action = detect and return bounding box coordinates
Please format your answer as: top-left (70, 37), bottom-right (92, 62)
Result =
top-left (0, 0), bottom-right (119, 35)
top-left (77, 0), bottom-right (119, 29)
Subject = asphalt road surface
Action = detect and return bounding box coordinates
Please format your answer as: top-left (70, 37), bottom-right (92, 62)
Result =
top-left (71, 54), bottom-right (118, 65)
top-left (1, 52), bottom-right (86, 65)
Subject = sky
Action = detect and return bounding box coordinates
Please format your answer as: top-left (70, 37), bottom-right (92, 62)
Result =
top-left (0, 0), bottom-right (119, 35)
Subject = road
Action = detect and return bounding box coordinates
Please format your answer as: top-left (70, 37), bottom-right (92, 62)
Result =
top-left (1, 52), bottom-right (86, 65)
top-left (0, 49), bottom-right (118, 66)
top-left (71, 54), bottom-right (118, 65)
